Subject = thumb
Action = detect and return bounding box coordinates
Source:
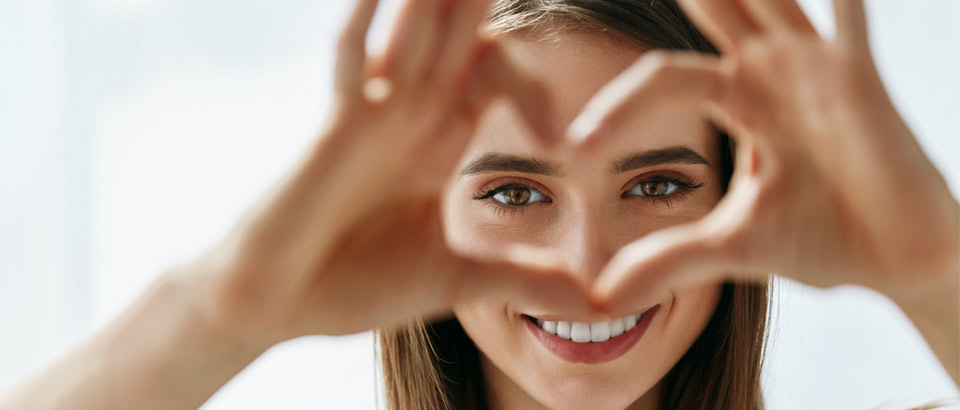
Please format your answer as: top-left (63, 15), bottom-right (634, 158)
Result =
top-left (566, 51), bottom-right (724, 150)
top-left (334, 0), bottom-right (380, 103)
top-left (833, 0), bottom-right (868, 50)
top-left (592, 221), bottom-right (742, 317)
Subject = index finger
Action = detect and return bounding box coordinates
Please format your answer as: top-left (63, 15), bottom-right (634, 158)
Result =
top-left (335, 0), bottom-right (381, 101)
top-left (434, 0), bottom-right (495, 86)
top-left (566, 51), bottom-right (724, 150)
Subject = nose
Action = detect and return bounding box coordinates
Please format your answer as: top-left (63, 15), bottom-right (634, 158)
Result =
top-left (554, 203), bottom-right (617, 284)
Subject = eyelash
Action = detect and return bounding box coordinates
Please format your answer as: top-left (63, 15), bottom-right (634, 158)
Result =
top-left (472, 175), bottom-right (704, 216)
top-left (622, 176), bottom-right (704, 209)
top-left (472, 183), bottom-right (550, 217)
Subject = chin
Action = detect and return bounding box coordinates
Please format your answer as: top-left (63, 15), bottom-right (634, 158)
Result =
top-left (526, 377), bottom-right (646, 410)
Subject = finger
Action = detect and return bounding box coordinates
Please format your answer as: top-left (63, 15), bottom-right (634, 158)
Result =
top-left (454, 248), bottom-right (602, 321)
top-left (464, 40), bottom-right (558, 146)
top-left (381, 0), bottom-right (442, 84)
top-left (679, 0), bottom-right (762, 53)
top-left (591, 221), bottom-right (743, 317)
top-left (567, 51), bottom-right (724, 149)
top-left (335, 0), bottom-right (381, 101)
top-left (833, 0), bottom-right (869, 49)
top-left (434, 0), bottom-right (494, 86)
top-left (738, 0), bottom-right (817, 35)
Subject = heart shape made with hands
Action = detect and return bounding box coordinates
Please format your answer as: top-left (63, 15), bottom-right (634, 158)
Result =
top-left (228, 0), bottom-right (955, 341)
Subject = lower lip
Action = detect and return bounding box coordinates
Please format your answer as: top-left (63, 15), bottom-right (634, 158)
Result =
top-left (523, 305), bottom-right (660, 365)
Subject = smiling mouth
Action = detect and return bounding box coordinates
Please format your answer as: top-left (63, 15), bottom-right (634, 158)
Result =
top-left (524, 311), bottom-right (649, 343)
top-left (522, 305), bottom-right (660, 364)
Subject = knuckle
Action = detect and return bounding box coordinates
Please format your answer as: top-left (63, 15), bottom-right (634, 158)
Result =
top-left (739, 37), bottom-right (766, 60)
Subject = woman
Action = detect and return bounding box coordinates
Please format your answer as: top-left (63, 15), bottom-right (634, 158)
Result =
top-left (385, 2), bottom-right (763, 409)
top-left (1, 0), bottom-right (956, 409)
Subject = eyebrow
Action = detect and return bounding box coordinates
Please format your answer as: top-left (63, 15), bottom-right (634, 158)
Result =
top-left (460, 153), bottom-right (560, 176)
top-left (613, 147), bottom-right (710, 173)
top-left (459, 146), bottom-right (710, 177)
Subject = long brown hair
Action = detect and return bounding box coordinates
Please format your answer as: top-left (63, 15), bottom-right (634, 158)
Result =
top-left (378, 1), bottom-right (770, 409)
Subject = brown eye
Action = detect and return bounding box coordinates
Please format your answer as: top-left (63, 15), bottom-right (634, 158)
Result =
top-left (642, 181), bottom-right (669, 196)
top-left (628, 179), bottom-right (679, 198)
top-left (503, 188), bottom-right (530, 205)
top-left (490, 186), bottom-right (546, 206)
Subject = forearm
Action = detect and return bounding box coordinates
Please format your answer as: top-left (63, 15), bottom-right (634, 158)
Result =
top-left (0, 268), bottom-right (270, 410)
top-left (894, 270), bottom-right (959, 386)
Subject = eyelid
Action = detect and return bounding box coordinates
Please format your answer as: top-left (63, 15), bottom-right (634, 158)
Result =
top-left (619, 170), bottom-right (703, 194)
top-left (472, 176), bottom-right (556, 201)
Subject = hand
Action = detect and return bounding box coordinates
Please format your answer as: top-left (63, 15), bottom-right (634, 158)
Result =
top-left (569, 0), bottom-right (958, 314)
top-left (192, 0), bottom-right (594, 343)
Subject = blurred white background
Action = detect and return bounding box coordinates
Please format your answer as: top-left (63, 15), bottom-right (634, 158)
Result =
top-left (0, 0), bottom-right (958, 409)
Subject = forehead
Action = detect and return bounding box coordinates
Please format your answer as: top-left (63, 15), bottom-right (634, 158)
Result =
top-left (466, 32), bottom-right (714, 168)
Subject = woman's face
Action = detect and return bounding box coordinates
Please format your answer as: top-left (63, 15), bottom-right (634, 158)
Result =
top-left (443, 32), bottom-right (724, 410)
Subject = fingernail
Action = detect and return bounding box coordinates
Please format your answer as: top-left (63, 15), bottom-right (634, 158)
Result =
top-left (362, 76), bottom-right (393, 103)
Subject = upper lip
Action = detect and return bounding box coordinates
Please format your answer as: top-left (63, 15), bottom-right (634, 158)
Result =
top-left (523, 305), bottom-right (657, 322)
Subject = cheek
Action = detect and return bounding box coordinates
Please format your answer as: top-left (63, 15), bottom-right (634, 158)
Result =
top-left (659, 282), bottom-right (724, 365)
top-left (454, 303), bottom-right (502, 351)
top-left (442, 185), bottom-right (482, 255)
top-left (453, 302), bottom-right (516, 351)
top-left (442, 185), bottom-right (549, 259)
top-left (452, 301), bottom-right (534, 394)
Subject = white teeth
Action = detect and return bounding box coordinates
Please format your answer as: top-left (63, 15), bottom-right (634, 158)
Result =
top-left (532, 312), bottom-right (647, 343)
top-left (610, 317), bottom-right (624, 337)
top-left (556, 321), bottom-right (572, 339)
top-left (571, 322), bottom-right (591, 343)
top-left (590, 321), bottom-right (611, 342)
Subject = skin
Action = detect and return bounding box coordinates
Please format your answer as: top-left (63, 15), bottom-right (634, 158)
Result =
top-left (0, 0), bottom-right (956, 409)
top-left (444, 33), bottom-right (724, 410)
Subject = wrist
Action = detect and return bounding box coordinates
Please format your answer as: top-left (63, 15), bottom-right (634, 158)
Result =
top-left (880, 197), bottom-right (959, 307)
top-left (888, 267), bottom-right (959, 316)
top-left (885, 262), bottom-right (960, 384)
top-left (171, 252), bottom-right (287, 351)
top-left (162, 266), bottom-right (275, 353)
top-left (883, 251), bottom-right (959, 315)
